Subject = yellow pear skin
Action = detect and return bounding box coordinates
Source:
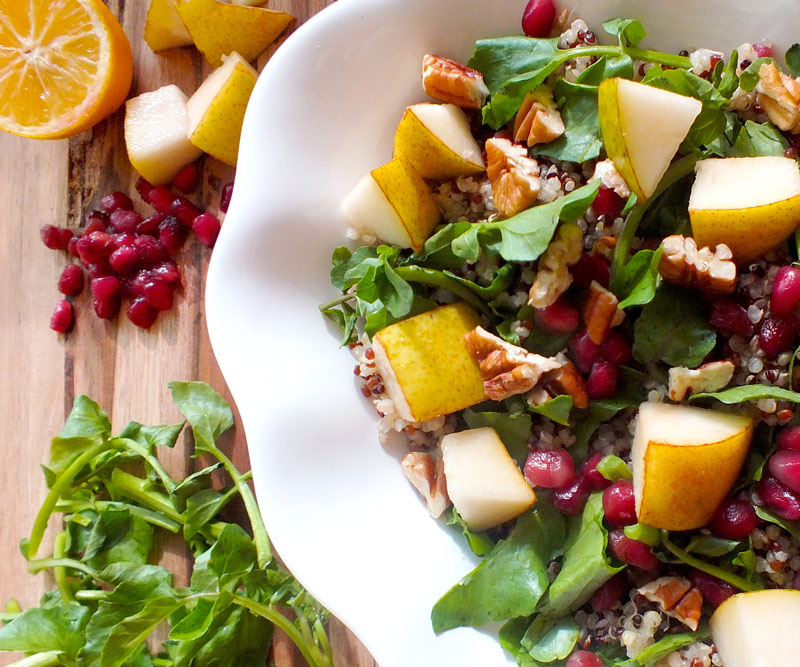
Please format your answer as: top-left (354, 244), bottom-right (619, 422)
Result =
top-left (144, 0), bottom-right (194, 51)
top-left (372, 303), bottom-right (486, 423)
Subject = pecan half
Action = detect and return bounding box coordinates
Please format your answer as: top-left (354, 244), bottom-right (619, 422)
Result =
top-left (583, 281), bottom-right (621, 345)
top-left (401, 451), bottom-right (450, 518)
top-left (638, 577), bottom-right (703, 631)
top-left (486, 137), bottom-right (541, 217)
top-left (422, 54), bottom-right (489, 109)
top-left (659, 234), bottom-right (736, 294)
top-left (668, 360), bottom-right (735, 401)
top-left (528, 222), bottom-right (583, 308)
top-left (543, 360), bottom-right (589, 409)
top-left (464, 326), bottom-right (562, 401)
top-left (756, 61), bottom-right (800, 133)
top-left (513, 85), bottom-right (565, 147)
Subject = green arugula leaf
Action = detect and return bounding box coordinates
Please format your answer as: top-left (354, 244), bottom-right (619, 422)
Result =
top-left (168, 382), bottom-right (234, 456)
top-left (463, 408), bottom-right (532, 465)
top-left (633, 285), bottom-right (716, 367)
top-left (610, 248), bottom-right (663, 309)
top-left (692, 384), bottom-right (800, 404)
top-left (431, 504), bottom-right (565, 633)
top-left (787, 44), bottom-right (800, 77)
top-left (0, 603), bottom-right (89, 660)
top-left (602, 18), bottom-right (646, 48)
top-left (528, 395), bottom-right (573, 427)
top-left (446, 508), bottom-right (496, 557)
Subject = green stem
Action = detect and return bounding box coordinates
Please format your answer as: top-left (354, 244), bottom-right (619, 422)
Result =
top-left (74, 589), bottom-right (108, 602)
top-left (209, 447), bottom-right (272, 568)
top-left (317, 293), bottom-right (355, 312)
top-left (55, 499), bottom-right (182, 533)
top-left (28, 557), bottom-right (98, 579)
top-left (4, 651), bottom-right (63, 667)
top-left (661, 536), bottom-right (761, 592)
top-left (52, 532), bottom-right (73, 602)
top-left (568, 45), bottom-right (691, 69)
top-left (110, 468), bottom-right (183, 524)
top-left (611, 155), bottom-right (699, 280)
top-left (26, 439), bottom-right (114, 559)
top-left (115, 437), bottom-right (177, 493)
top-left (395, 265), bottom-right (492, 317)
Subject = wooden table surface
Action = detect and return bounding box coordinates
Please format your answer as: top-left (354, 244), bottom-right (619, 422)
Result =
top-left (0, 1), bottom-right (377, 665)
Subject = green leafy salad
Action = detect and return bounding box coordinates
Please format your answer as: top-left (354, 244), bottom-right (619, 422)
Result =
top-left (323, 7), bottom-right (800, 667)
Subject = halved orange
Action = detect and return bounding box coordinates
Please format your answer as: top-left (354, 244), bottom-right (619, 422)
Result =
top-left (0, 0), bottom-right (133, 139)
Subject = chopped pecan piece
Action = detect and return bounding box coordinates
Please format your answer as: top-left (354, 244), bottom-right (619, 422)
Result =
top-left (421, 54), bottom-right (489, 109)
top-left (668, 360), bottom-right (735, 401)
top-left (756, 61), bottom-right (800, 133)
top-left (543, 360), bottom-right (589, 409)
top-left (486, 137), bottom-right (541, 217)
top-left (528, 222), bottom-right (583, 308)
top-left (513, 85), bottom-right (565, 146)
top-left (401, 451), bottom-right (450, 518)
top-left (638, 577), bottom-right (703, 631)
top-left (659, 234), bottom-right (736, 294)
top-left (464, 326), bottom-right (562, 400)
top-left (583, 281), bottom-right (621, 345)
top-left (592, 236), bottom-right (616, 262)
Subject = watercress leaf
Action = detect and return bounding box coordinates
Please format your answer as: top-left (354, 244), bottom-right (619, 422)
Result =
top-left (633, 285), bottom-right (716, 367)
top-left (443, 263), bottom-right (516, 301)
top-left (431, 504), bottom-right (564, 633)
top-left (732, 547), bottom-right (757, 581)
top-left (528, 395), bottom-right (573, 427)
top-left (208, 524), bottom-right (257, 590)
top-left (637, 175), bottom-right (692, 238)
top-left (536, 493), bottom-right (624, 618)
top-left (624, 523), bottom-right (661, 547)
top-left (184, 488), bottom-right (233, 541)
top-left (330, 246), bottom-right (376, 290)
top-left (717, 51), bottom-right (740, 99)
top-left (118, 421), bottom-right (184, 451)
top-left (90, 514), bottom-right (153, 570)
top-left (447, 508), bottom-right (496, 557)
top-left (48, 436), bottom-right (99, 479)
top-left (60, 394), bottom-right (112, 440)
top-left (685, 536), bottom-right (740, 557)
top-left (168, 382), bottom-right (234, 456)
top-left (739, 57), bottom-right (774, 92)
top-left (169, 598), bottom-right (215, 642)
top-left (533, 80), bottom-right (603, 163)
top-left (463, 409), bottom-right (532, 465)
top-left (577, 55), bottom-right (634, 85)
top-left (633, 629), bottom-right (711, 666)
top-left (521, 614), bottom-right (580, 661)
top-left (524, 327), bottom-right (571, 357)
top-left (602, 18), bottom-right (646, 49)
top-left (692, 384), bottom-right (800, 404)
top-left (171, 463), bottom-right (223, 513)
top-left (610, 248), bottom-right (663, 309)
top-left (380, 260), bottom-right (414, 318)
top-left (411, 221), bottom-right (474, 270)
top-left (450, 225), bottom-right (482, 262)
top-left (322, 302), bottom-right (358, 346)
top-left (596, 455), bottom-right (632, 482)
top-left (0, 603), bottom-right (89, 659)
top-left (731, 120), bottom-right (789, 157)
top-left (787, 44), bottom-right (800, 77)
top-left (754, 506), bottom-right (800, 541)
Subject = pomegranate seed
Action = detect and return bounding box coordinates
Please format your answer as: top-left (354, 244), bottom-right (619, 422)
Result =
top-left (149, 186), bottom-right (174, 213)
top-left (126, 270), bottom-right (152, 299)
top-left (602, 481), bottom-right (637, 527)
top-left (151, 261), bottom-right (181, 284)
top-left (587, 360), bottom-right (619, 399)
top-left (521, 0), bottom-right (556, 37)
top-left (582, 451), bottom-right (611, 491)
top-left (770, 265), bottom-right (800, 317)
top-left (590, 572), bottom-right (627, 613)
top-left (171, 196), bottom-right (201, 227)
top-left (76, 232), bottom-right (113, 266)
top-left (93, 292), bottom-right (121, 320)
top-left (709, 499), bottom-right (757, 540)
top-left (591, 186), bottom-right (624, 220)
top-left (778, 425), bottom-right (800, 450)
top-left (110, 232), bottom-right (137, 250)
top-left (524, 449), bottom-right (576, 488)
top-left (108, 209), bottom-right (142, 233)
top-left (88, 262), bottom-right (113, 281)
top-left (58, 264), bottom-right (84, 296)
top-left (688, 570), bottom-right (736, 608)
top-left (709, 299), bottom-right (755, 337)
top-left (570, 330), bottom-right (601, 373)
top-left (769, 450), bottom-right (800, 494)
top-left (137, 212), bottom-right (167, 236)
top-left (135, 177), bottom-right (155, 203)
top-left (608, 529), bottom-right (659, 570)
top-left (534, 297), bottom-right (579, 335)
top-left (41, 224), bottom-right (72, 250)
top-left (67, 236), bottom-right (79, 258)
top-left (753, 42), bottom-right (773, 58)
top-left (126, 297), bottom-right (158, 328)
top-left (193, 212), bottom-right (221, 247)
top-left (220, 182), bottom-right (234, 212)
top-left (172, 162), bottom-right (200, 193)
top-left (90, 275), bottom-right (120, 301)
top-left (552, 475), bottom-right (591, 515)
top-left (758, 474), bottom-right (800, 520)
top-left (158, 215), bottom-right (189, 256)
top-left (759, 315), bottom-right (800, 358)
top-left (83, 212), bottom-right (108, 235)
top-left (49, 299), bottom-right (74, 333)
top-left (142, 279), bottom-right (173, 311)
top-left (109, 245), bottom-right (139, 275)
top-left (600, 330), bottom-right (632, 365)
top-left (565, 651), bottom-right (604, 667)
top-left (101, 191), bottom-right (133, 213)
top-left (133, 235), bottom-right (169, 268)
top-left (572, 252), bottom-right (610, 289)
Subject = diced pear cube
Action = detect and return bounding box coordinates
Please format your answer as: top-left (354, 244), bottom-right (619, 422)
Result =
top-left (143, 0), bottom-right (193, 52)
top-left (441, 427), bottom-right (536, 531)
top-left (372, 302), bottom-right (485, 423)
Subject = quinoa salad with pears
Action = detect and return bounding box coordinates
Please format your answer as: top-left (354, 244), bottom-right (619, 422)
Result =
top-left (321, 1), bottom-right (800, 665)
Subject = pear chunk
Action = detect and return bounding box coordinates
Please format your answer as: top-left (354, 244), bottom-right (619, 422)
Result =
top-left (341, 157), bottom-right (441, 251)
top-left (441, 427), bottom-right (536, 532)
top-left (125, 84), bottom-right (202, 185)
top-left (711, 590), bottom-right (800, 667)
top-left (393, 103), bottom-right (485, 180)
top-left (144, 0), bottom-right (193, 51)
top-left (372, 303), bottom-right (485, 423)
top-left (632, 402), bottom-right (753, 531)
top-left (598, 78), bottom-right (701, 200)
top-left (689, 156), bottom-right (800, 262)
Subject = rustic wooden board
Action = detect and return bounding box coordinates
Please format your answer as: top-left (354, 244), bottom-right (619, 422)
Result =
top-left (0, 1), bottom-right (377, 665)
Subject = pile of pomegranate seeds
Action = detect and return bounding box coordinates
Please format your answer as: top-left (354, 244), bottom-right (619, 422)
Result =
top-left (45, 163), bottom-right (223, 332)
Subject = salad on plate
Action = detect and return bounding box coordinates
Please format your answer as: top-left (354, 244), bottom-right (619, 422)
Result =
top-left (322, 2), bottom-right (800, 665)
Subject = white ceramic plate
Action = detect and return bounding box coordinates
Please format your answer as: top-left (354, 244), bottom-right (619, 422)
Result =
top-left (206, 2), bottom-right (800, 665)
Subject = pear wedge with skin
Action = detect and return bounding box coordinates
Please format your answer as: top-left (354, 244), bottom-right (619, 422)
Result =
top-left (598, 78), bottom-right (701, 201)
top-left (144, 0), bottom-right (194, 51)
